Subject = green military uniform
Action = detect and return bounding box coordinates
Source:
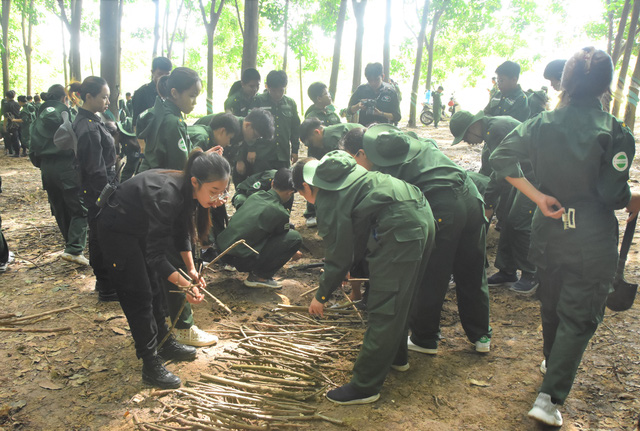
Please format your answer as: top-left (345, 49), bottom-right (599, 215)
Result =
top-left (19, 102), bottom-right (36, 150)
top-left (29, 101), bottom-right (88, 256)
top-left (432, 91), bottom-right (443, 128)
top-left (137, 98), bottom-right (193, 172)
top-left (249, 92), bottom-right (301, 172)
top-left (224, 91), bottom-right (253, 117)
top-left (218, 188), bottom-right (302, 278)
top-left (196, 114), bottom-right (244, 184)
top-left (362, 125), bottom-right (491, 349)
top-left (304, 123), bottom-right (362, 220)
top-left (527, 90), bottom-right (548, 119)
top-left (490, 97), bottom-right (635, 404)
top-left (187, 124), bottom-right (214, 151)
top-left (484, 84), bottom-right (530, 122)
top-left (231, 169), bottom-right (276, 209)
top-left (308, 151), bottom-right (435, 395)
top-left (304, 104), bottom-right (341, 126)
top-left (136, 97), bottom-right (195, 329)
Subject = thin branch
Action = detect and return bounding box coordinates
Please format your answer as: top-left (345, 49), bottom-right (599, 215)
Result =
top-left (198, 0), bottom-right (210, 28)
top-left (57, 0), bottom-right (71, 31)
top-left (234, 0), bottom-right (244, 36)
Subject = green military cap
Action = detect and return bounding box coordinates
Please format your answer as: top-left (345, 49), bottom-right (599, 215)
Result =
top-left (362, 123), bottom-right (421, 167)
top-left (303, 150), bottom-right (367, 191)
top-left (34, 105), bottom-right (66, 139)
top-left (450, 110), bottom-right (484, 145)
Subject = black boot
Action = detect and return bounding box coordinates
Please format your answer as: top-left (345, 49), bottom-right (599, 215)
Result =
top-left (158, 337), bottom-right (197, 361)
top-left (142, 354), bottom-right (181, 389)
top-left (95, 280), bottom-right (119, 302)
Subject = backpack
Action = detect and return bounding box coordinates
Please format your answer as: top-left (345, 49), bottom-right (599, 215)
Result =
top-left (53, 111), bottom-right (78, 155)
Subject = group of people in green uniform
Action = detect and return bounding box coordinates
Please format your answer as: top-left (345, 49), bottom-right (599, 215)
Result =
top-left (3, 45), bottom-right (637, 428)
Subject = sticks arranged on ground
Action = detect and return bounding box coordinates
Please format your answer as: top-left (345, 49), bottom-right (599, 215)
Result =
top-left (203, 239), bottom-right (259, 272)
top-left (138, 312), bottom-right (361, 430)
top-left (0, 305), bottom-right (80, 333)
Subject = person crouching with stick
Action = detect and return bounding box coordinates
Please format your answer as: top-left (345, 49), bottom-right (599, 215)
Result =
top-left (98, 149), bottom-right (230, 388)
top-left (292, 151), bottom-right (435, 405)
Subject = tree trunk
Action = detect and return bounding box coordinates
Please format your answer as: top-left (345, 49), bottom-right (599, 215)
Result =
top-left (328, 0), bottom-right (347, 99)
top-left (152, 0), bottom-right (160, 58)
top-left (383, 0), bottom-right (391, 82)
top-left (241, 0), bottom-right (259, 71)
top-left (181, 9), bottom-right (189, 66)
top-left (623, 50), bottom-right (640, 131)
top-left (161, 0), bottom-right (169, 56)
top-left (612, 0), bottom-right (640, 117)
top-left (61, 16), bottom-right (68, 86)
top-left (612, 0), bottom-right (631, 66)
top-left (100, 0), bottom-right (119, 118)
top-left (408, 0), bottom-right (430, 127)
top-left (58, 0), bottom-right (82, 82)
top-left (21, 0), bottom-right (34, 96)
top-left (351, 0), bottom-right (367, 93)
top-left (117, 0), bottom-right (123, 92)
top-left (199, 0), bottom-right (226, 114)
top-left (166, 0), bottom-right (184, 59)
top-left (282, 0), bottom-right (289, 72)
top-left (424, 8), bottom-right (443, 92)
top-left (234, 0), bottom-right (243, 36)
top-left (1, 0), bottom-right (10, 96)
top-left (607, 0), bottom-right (613, 55)
top-left (298, 55), bottom-right (303, 114)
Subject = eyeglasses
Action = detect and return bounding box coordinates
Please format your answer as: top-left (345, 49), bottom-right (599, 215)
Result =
top-left (209, 190), bottom-right (229, 202)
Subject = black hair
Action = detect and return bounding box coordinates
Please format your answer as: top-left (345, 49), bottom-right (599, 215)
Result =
top-left (245, 108), bottom-right (275, 140)
top-left (39, 92), bottom-right (46, 100)
top-left (562, 47), bottom-right (613, 99)
top-left (125, 92), bottom-right (131, 97)
top-left (266, 70), bottom-right (288, 88)
top-left (33, 94), bottom-right (40, 102)
top-left (340, 127), bottom-right (366, 155)
top-left (437, 86), bottom-right (444, 91)
top-left (157, 67), bottom-right (201, 100)
top-left (151, 56), bottom-right (172, 72)
top-left (273, 168), bottom-right (295, 191)
top-left (17, 95), bottom-right (27, 103)
top-left (42, 85), bottom-right (66, 102)
top-left (543, 59), bottom-right (566, 81)
top-left (5, 90), bottom-right (15, 99)
top-left (495, 61), bottom-right (520, 80)
top-left (26, 95), bottom-right (32, 101)
top-left (364, 62), bottom-right (383, 80)
top-left (69, 76), bottom-right (108, 102)
top-left (292, 157), bottom-right (315, 191)
top-left (209, 113), bottom-right (241, 136)
top-left (241, 68), bottom-right (260, 83)
top-left (183, 148), bottom-right (231, 243)
top-left (307, 82), bottom-right (327, 103)
top-left (300, 117), bottom-right (323, 142)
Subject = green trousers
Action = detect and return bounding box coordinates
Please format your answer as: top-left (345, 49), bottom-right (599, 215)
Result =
top-left (494, 189), bottom-right (536, 275)
top-left (40, 157), bottom-right (88, 255)
top-left (533, 208), bottom-right (618, 404)
top-left (410, 180), bottom-right (492, 345)
top-left (351, 201), bottom-right (435, 394)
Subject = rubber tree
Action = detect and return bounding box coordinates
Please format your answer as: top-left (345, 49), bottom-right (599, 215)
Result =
top-left (1, 0), bottom-right (11, 95)
top-left (199, 0), bottom-right (226, 114)
top-left (57, 0), bottom-right (82, 83)
top-left (20, 0), bottom-right (35, 96)
top-left (623, 41), bottom-right (640, 130)
top-left (328, 0), bottom-right (347, 99)
top-left (241, 0), bottom-right (258, 71)
top-left (612, 0), bottom-right (640, 117)
top-left (408, 0), bottom-right (430, 127)
top-left (100, 0), bottom-right (121, 118)
top-left (350, 0), bottom-right (366, 93)
top-left (383, 0), bottom-right (391, 82)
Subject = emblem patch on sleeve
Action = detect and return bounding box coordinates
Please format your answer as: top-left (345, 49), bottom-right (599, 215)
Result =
top-left (613, 152), bottom-right (629, 172)
top-left (178, 138), bottom-right (188, 153)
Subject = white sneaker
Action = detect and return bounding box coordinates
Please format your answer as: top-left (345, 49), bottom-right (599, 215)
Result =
top-left (407, 336), bottom-right (438, 355)
top-left (60, 252), bottom-right (90, 266)
top-left (305, 217), bottom-right (318, 228)
top-left (390, 363), bottom-right (410, 372)
top-left (173, 325), bottom-right (219, 347)
top-left (540, 359), bottom-right (547, 375)
top-left (475, 336), bottom-right (491, 353)
top-left (0, 251), bottom-right (14, 272)
top-left (528, 392), bottom-right (563, 427)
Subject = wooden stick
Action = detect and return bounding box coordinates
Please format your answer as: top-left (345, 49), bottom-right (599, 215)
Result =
top-left (274, 305), bottom-right (359, 315)
top-left (0, 326), bottom-right (71, 332)
top-left (339, 288), bottom-right (366, 327)
top-left (1, 305), bottom-right (80, 324)
top-left (176, 268), bottom-right (230, 313)
top-left (157, 297), bottom-right (188, 350)
top-left (204, 239), bottom-right (259, 273)
top-left (299, 286), bottom-right (319, 297)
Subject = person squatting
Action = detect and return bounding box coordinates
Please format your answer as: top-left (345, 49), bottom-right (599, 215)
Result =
top-left (5, 50), bottom-right (638, 428)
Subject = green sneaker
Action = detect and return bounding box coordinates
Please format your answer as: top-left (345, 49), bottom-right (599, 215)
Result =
top-left (475, 336), bottom-right (491, 353)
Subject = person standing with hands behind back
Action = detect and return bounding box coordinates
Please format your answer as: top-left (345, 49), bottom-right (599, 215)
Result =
top-left (69, 77), bottom-right (118, 302)
top-left (98, 149), bottom-right (229, 389)
top-left (491, 47), bottom-right (640, 427)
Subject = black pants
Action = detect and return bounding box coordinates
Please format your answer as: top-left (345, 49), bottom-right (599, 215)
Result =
top-left (6, 129), bottom-right (19, 154)
top-left (87, 201), bottom-right (116, 295)
top-left (224, 230), bottom-right (302, 279)
top-left (98, 212), bottom-right (169, 359)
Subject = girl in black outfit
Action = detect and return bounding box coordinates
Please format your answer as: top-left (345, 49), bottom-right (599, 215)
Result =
top-left (70, 77), bottom-right (118, 301)
top-left (97, 150), bottom-right (230, 388)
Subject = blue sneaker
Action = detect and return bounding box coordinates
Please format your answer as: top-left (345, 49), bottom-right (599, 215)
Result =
top-left (510, 273), bottom-right (539, 295)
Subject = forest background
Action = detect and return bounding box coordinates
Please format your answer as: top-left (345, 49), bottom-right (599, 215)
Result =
top-left (0, 0), bottom-right (638, 127)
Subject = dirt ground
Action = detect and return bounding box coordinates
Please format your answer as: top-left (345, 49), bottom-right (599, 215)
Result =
top-left (1, 120), bottom-right (640, 431)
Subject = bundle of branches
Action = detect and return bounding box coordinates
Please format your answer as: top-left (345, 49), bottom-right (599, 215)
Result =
top-left (137, 313), bottom-right (362, 429)
top-left (0, 305), bottom-right (79, 332)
